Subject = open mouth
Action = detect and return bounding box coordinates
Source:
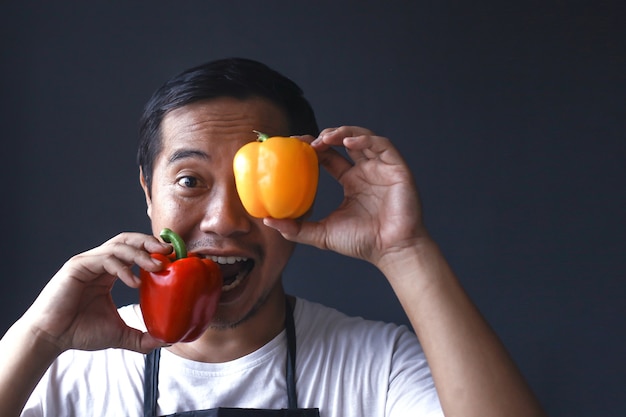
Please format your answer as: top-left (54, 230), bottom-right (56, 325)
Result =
top-left (207, 256), bottom-right (254, 292)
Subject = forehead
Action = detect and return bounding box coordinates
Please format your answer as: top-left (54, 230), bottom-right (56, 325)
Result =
top-left (160, 96), bottom-right (290, 146)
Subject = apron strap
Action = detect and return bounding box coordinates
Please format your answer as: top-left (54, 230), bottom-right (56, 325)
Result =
top-left (144, 346), bottom-right (161, 417)
top-left (284, 298), bottom-right (298, 409)
top-left (144, 297), bottom-right (300, 414)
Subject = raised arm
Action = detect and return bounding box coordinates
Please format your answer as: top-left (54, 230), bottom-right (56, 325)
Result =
top-left (264, 126), bottom-right (546, 417)
top-left (0, 233), bottom-right (170, 416)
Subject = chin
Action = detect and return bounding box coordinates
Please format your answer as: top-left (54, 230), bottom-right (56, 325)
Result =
top-left (210, 290), bottom-right (270, 330)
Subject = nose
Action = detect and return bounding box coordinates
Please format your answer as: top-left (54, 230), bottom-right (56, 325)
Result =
top-left (199, 182), bottom-right (252, 237)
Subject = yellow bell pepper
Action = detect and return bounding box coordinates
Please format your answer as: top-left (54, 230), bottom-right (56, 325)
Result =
top-left (233, 131), bottom-right (319, 219)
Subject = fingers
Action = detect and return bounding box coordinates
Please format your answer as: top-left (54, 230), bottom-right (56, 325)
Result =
top-left (103, 231), bottom-right (172, 255)
top-left (263, 218), bottom-right (329, 250)
top-left (312, 126), bottom-right (376, 149)
top-left (117, 326), bottom-right (168, 354)
top-left (312, 127), bottom-right (407, 178)
top-left (64, 232), bottom-right (171, 288)
top-left (310, 127), bottom-right (365, 182)
top-left (316, 146), bottom-right (354, 183)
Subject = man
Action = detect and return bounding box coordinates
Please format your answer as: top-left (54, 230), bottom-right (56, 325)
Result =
top-left (0, 58), bottom-right (546, 416)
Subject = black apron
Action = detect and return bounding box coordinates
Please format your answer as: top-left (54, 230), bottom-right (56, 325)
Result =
top-left (143, 299), bottom-right (320, 417)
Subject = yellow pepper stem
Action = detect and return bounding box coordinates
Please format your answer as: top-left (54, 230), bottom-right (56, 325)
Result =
top-left (253, 130), bottom-right (270, 142)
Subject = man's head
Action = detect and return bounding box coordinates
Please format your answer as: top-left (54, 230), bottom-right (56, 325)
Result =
top-left (137, 59), bottom-right (318, 330)
top-left (138, 57), bottom-right (319, 193)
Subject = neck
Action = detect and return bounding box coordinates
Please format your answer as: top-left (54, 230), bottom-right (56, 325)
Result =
top-left (167, 285), bottom-right (292, 363)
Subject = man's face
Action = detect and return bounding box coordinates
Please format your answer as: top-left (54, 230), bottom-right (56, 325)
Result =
top-left (141, 96), bottom-right (296, 328)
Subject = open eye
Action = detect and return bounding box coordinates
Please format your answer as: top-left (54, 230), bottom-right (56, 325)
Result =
top-left (177, 176), bottom-right (199, 188)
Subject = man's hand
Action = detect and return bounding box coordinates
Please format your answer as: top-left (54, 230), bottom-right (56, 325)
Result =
top-left (25, 232), bottom-right (172, 354)
top-left (264, 126), bottom-right (428, 269)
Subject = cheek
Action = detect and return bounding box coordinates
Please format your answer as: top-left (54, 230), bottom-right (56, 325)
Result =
top-left (262, 228), bottom-right (296, 270)
top-left (149, 193), bottom-right (197, 231)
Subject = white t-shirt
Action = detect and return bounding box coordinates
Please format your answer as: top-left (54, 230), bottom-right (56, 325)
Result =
top-left (22, 298), bottom-right (443, 417)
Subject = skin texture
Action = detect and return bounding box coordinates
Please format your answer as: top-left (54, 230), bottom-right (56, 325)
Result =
top-left (0, 97), bottom-right (547, 417)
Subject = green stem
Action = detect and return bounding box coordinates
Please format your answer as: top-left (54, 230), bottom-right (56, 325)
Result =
top-left (160, 228), bottom-right (187, 260)
top-left (253, 130), bottom-right (270, 142)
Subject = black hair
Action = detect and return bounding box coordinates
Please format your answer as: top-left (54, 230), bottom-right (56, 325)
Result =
top-left (137, 57), bottom-right (319, 191)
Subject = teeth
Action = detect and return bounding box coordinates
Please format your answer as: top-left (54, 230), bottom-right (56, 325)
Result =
top-left (209, 256), bottom-right (248, 265)
top-left (222, 270), bottom-right (247, 292)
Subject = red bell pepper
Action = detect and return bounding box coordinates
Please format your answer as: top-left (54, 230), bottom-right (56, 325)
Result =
top-left (140, 228), bottom-right (222, 343)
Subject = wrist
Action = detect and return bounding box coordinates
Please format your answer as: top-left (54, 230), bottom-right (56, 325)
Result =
top-left (376, 235), bottom-right (459, 310)
top-left (0, 318), bottom-right (63, 415)
top-left (9, 315), bottom-right (65, 361)
top-left (377, 234), bottom-right (438, 278)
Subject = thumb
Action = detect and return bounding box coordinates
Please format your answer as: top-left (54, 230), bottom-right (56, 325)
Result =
top-left (118, 327), bottom-right (168, 354)
top-left (263, 218), bottom-right (329, 250)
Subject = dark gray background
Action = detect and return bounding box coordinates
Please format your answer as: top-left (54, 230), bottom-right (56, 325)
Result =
top-left (1, 1), bottom-right (624, 416)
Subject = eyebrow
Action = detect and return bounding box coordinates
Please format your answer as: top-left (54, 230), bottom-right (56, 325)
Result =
top-left (168, 149), bottom-right (210, 164)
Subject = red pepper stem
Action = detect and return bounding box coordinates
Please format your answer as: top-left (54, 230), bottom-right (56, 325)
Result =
top-left (160, 228), bottom-right (187, 260)
top-left (253, 130), bottom-right (270, 142)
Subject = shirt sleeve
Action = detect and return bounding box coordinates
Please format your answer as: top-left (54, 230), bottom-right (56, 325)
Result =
top-left (385, 326), bottom-right (444, 417)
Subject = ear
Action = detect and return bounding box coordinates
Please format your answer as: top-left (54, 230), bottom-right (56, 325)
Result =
top-left (139, 167), bottom-right (153, 219)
